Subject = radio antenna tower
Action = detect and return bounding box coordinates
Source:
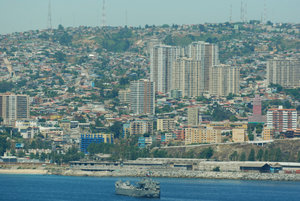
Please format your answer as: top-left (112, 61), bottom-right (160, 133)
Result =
top-left (244, 2), bottom-right (247, 23)
top-left (240, 1), bottom-right (244, 22)
top-left (229, 4), bottom-right (232, 23)
top-left (263, 0), bottom-right (267, 24)
top-left (47, 0), bottom-right (52, 29)
top-left (125, 9), bottom-right (128, 26)
top-left (102, 0), bottom-right (106, 27)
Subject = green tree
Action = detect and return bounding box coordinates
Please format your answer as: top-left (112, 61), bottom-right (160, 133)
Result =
top-left (240, 152), bottom-right (246, 161)
top-left (263, 149), bottom-right (269, 161)
top-left (248, 132), bottom-right (254, 141)
top-left (257, 149), bottom-right (263, 161)
top-left (229, 115), bottom-right (238, 122)
top-left (39, 152), bottom-right (47, 161)
top-left (274, 148), bottom-right (282, 161)
top-left (210, 104), bottom-right (234, 121)
top-left (248, 149), bottom-right (255, 161)
top-left (109, 121), bottom-right (123, 139)
top-left (229, 151), bottom-right (239, 161)
top-left (54, 51), bottom-right (66, 62)
top-left (198, 147), bottom-right (214, 159)
top-left (163, 35), bottom-right (175, 45)
top-left (213, 166), bottom-right (220, 172)
top-left (0, 135), bottom-right (9, 156)
top-left (152, 149), bottom-right (168, 158)
top-left (58, 24), bottom-right (64, 31)
top-left (0, 81), bottom-right (13, 93)
top-left (63, 146), bottom-right (83, 163)
top-left (17, 150), bottom-right (26, 157)
top-left (256, 124), bottom-right (263, 135)
top-left (29, 153), bottom-right (35, 159)
top-left (184, 150), bottom-right (195, 158)
top-left (49, 152), bottom-right (63, 165)
top-left (119, 77), bottom-right (129, 86)
top-left (58, 32), bottom-right (72, 46)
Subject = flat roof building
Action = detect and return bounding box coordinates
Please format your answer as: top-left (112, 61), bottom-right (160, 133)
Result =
top-left (0, 94), bottom-right (29, 126)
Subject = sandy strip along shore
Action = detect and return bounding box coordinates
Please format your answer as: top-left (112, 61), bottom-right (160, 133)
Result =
top-left (0, 169), bottom-right (48, 175)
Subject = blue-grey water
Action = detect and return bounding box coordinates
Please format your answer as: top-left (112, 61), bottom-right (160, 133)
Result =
top-left (0, 174), bottom-right (299, 201)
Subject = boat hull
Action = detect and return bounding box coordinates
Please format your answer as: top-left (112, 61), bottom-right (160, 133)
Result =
top-left (115, 187), bottom-right (160, 198)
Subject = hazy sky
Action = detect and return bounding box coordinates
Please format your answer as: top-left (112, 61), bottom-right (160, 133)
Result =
top-left (0, 0), bottom-right (299, 34)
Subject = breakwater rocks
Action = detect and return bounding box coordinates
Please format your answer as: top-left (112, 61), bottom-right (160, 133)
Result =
top-left (63, 168), bottom-right (300, 181)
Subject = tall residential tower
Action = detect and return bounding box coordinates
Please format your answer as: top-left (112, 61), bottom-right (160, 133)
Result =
top-left (130, 80), bottom-right (155, 115)
top-left (0, 94), bottom-right (29, 126)
top-left (172, 58), bottom-right (202, 97)
top-left (150, 44), bottom-right (181, 93)
top-left (187, 41), bottom-right (219, 91)
top-left (209, 64), bottom-right (240, 97)
top-left (267, 58), bottom-right (300, 88)
top-left (266, 106), bottom-right (297, 134)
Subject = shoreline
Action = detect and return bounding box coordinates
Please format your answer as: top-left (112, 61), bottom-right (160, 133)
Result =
top-left (0, 169), bottom-right (48, 175)
top-left (63, 169), bottom-right (300, 181)
top-left (1, 168), bottom-right (300, 181)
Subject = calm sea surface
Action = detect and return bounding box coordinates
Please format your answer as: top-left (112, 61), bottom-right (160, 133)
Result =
top-left (0, 174), bottom-right (299, 201)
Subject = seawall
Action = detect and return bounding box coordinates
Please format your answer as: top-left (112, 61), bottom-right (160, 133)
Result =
top-left (62, 168), bottom-right (300, 181)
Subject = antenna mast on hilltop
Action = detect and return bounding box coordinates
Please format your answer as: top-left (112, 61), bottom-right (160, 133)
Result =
top-left (244, 2), bottom-right (247, 22)
top-left (263, 0), bottom-right (267, 24)
top-left (240, 0), bottom-right (248, 23)
top-left (47, 0), bottom-right (52, 29)
top-left (125, 9), bottom-right (128, 26)
top-left (229, 4), bottom-right (232, 23)
top-left (102, 0), bottom-right (106, 27)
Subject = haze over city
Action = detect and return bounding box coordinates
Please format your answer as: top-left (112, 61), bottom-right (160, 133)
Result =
top-left (1, 0), bottom-right (300, 34)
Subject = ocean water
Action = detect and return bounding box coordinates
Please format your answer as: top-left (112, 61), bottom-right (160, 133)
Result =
top-left (0, 174), bottom-right (299, 201)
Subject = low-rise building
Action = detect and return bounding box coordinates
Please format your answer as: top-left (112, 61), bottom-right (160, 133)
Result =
top-left (185, 127), bottom-right (221, 145)
top-left (138, 137), bottom-right (153, 148)
top-left (118, 89), bottom-right (131, 104)
top-left (130, 120), bottom-right (153, 135)
top-left (157, 119), bottom-right (175, 132)
top-left (80, 133), bottom-right (114, 153)
top-left (263, 127), bottom-right (274, 141)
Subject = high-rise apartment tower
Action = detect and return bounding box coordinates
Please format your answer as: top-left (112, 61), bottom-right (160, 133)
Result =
top-left (172, 58), bottom-right (202, 97)
top-left (187, 41), bottom-right (219, 91)
top-left (130, 80), bottom-right (155, 115)
top-left (150, 44), bottom-right (181, 93)
top-left (267, 58), bottom-right (300, 88)
top-left (209, 64), bottom-right (240, 97)
top-left (266, 106), bottom-right (297, 134)
top-left (0, 94), bottom-right (29, 126)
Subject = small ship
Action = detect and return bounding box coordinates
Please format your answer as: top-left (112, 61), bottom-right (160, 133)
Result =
top-left (115, 178), bottom-right (160, 198)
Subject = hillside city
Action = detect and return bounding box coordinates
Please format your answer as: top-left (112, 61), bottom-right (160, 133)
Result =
top-left (0, 21), bottom-right (300, 168)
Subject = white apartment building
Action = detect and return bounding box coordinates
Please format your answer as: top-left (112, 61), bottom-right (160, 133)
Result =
top-left (267, 58), bottom-right (300, 88)
top-left (187, 41), bottom-right (219, 91)
top-left (150, 44), bottom-right (182, 93)
top-left (266, 106), bottom-right (297, 134)
top-left (172, 58), bottom-right (202, 97)
top-left (209, 64), bottom-right (240, 97)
